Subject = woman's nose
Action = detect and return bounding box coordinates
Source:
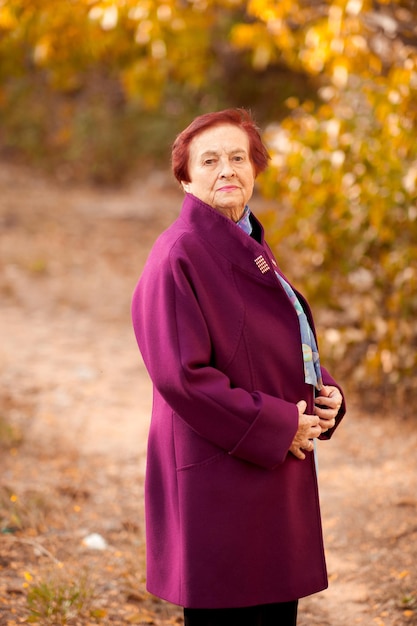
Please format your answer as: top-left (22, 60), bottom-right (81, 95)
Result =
top-left (219, 159), bottom-right (235, 178)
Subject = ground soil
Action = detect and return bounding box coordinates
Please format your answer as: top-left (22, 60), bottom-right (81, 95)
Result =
top-left (0, 163), bottom-right (416, 625)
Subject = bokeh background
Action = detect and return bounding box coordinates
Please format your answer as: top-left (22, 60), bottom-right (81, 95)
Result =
top-left (1, 2), bottom-right (417, 624)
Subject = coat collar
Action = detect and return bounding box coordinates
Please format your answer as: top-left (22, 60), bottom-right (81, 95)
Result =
top-left (179, 193), bottom-right (277, 282)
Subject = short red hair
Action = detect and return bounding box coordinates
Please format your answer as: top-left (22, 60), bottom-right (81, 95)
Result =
top-left (172, 108), bottom-right (270, 183)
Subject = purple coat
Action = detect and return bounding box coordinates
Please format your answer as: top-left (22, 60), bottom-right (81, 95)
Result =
top-left (131, 193), bottom-right (345, 609)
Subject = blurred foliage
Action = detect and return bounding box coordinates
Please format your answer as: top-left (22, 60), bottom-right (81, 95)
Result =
top-left (245, 0), bottom-right (417, 409)
top-left (0, 0), bottom-right (416, 407)
top-left (0, 0), bottom-right (313, 181)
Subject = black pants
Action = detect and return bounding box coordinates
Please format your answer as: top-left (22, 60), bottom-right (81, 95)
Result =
top-left (183, 601), bottom-right (298, 626)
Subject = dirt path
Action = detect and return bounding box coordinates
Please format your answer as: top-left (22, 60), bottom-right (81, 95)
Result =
top-left (0, 164), bottom-right (416, 625)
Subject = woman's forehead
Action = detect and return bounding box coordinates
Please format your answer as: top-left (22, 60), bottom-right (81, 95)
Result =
top-left (190, 124), bottom-right (250, 155)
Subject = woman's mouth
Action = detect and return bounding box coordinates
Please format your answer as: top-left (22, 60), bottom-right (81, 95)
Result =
top-left (217, 185), bottom-right (239, 192)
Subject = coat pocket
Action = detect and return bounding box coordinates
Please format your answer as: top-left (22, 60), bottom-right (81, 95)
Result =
top-left (173, 413), bottom-right (227, 471)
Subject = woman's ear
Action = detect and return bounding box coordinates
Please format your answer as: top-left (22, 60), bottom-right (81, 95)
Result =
top-left (181, 181), bottom-right (190, 192)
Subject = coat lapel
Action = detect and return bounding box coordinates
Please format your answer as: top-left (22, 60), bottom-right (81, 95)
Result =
top-left (180, 194), bottom-right (278, 285)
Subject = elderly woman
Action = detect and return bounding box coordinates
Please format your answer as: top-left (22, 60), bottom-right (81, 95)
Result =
top-left (131, 108), bottom-right (346, 626)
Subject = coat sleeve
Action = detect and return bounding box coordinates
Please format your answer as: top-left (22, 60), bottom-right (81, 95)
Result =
top-left (132, 247), bottom-right (299, 470)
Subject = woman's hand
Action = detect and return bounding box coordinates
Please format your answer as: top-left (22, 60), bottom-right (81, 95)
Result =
top-left (289, 401), bottom-right (321, 460)
top-left (314, 385), bottom-right (343, 434)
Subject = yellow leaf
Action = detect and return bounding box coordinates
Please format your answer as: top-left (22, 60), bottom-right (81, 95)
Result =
top-left (90, 608), bottom-right (108, 618)
top-left (127, 609), bottom-right (154, 623)
top-left (0, 6), bottom-right (17, 29)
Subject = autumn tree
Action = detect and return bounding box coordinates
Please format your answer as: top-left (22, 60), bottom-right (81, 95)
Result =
top-left (234, 0), bottom-right (417, 407)
top-left (0, 0), bottom-right (297, 177)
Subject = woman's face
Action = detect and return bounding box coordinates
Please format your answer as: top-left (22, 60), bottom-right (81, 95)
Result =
top-left (181, 124), bottom-right (255, 221)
